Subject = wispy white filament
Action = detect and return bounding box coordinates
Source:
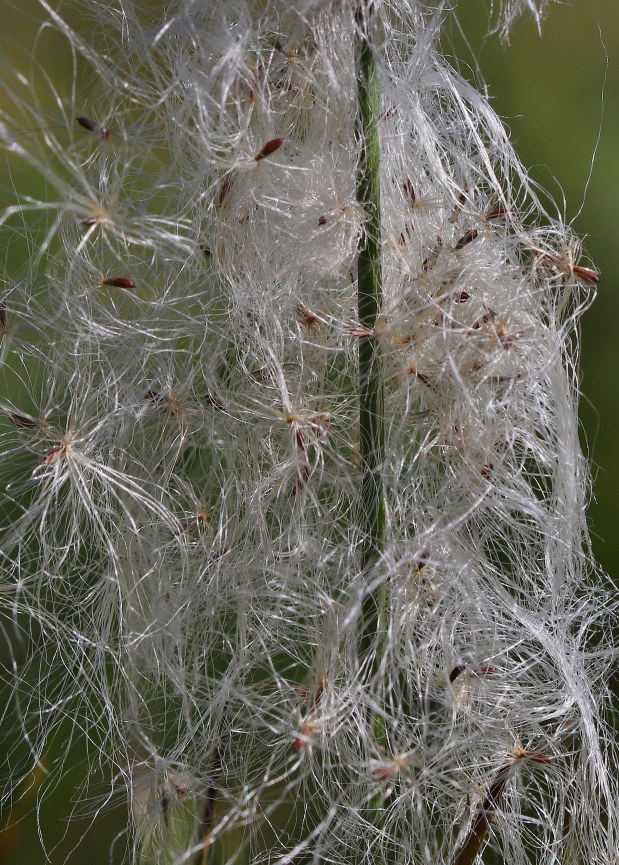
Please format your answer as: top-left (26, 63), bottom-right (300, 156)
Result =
top-left (0, 1), bottom-right (616, 864)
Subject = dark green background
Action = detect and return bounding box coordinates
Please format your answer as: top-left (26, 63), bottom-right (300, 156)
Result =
top-left (0, 1), bottom-right (616, 861)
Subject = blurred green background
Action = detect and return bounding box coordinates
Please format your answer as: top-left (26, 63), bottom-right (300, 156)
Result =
top-left (0, 0), bottom-right (616, 862)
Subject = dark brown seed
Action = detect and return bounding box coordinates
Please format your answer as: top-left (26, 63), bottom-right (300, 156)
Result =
top-left (379, 106), bottom-right (398, 121)
top-left (449, 665), bottom-right (466, 683)
top-left (180, 509), bottom-right (208, 533)
top-left (498, 330), bottom-right (525, 350)
top-left (480, 463), bottom-right (494, 481)
top-left (399, 224), bottom-right (413, 245)
top-left (448, 190), bottom-right (468, 224)
top-left (472, 665), bottom-right (496, 677)
top-left (485, 207), bottom-right (509, 220)
top-left (572, 265), bottom-right (599, 284)
top-left (422, 237), bottom-right (442, 272)
top-left (451, 664), bottom-right (496, 682)
top-left (203, 393), bottom-right (227, 412)
top-left (524, 751), bottom-right (551, 765)
top-left (296, 304), bottom-right (319, 329)
top-left (101, 277), bottom-right (135, 289)
top-left (537, 251), bottom-right (599, 284)
top-left (471, 310), bottom-right (495, 331)
top-left (454, 291), bottom-right (470, 303)
top-left (195, 780), bottom-right (218, 855)
top-left (77, 116), bottom-right (112, 141)
top-left (292, 462), bottom-right (312, 493)
top-left (408, 367), bottom-right (435, 390)
top-left (318, 215), bottom-right (328, 225)
top-left (403, 177), bottom-right (416, 206)
top-left (483, 763), bottom-right (512, 811)
top-left (414, 548), bottom-right (430, 571)
top-left (255, 137), bottom-right (285, 161)
top-left (452, 763), bottom-right (512, 865)
top-left (454, 229), bottom-right (479, 250)
top-left (0, 302), bottom-right (6, 331)
top-left (76, 116), bottom-right (99, 133)
top-left (9, 413), bottom-right (38, 429)
top-left (43, 444), bottom-right (65, 465)
top-left (160, 792), bottom-right (169, 827)
top-left (347, 325), bottom-right (374, 337)
top-left (216, 175), bottom-right (234, 209)
top-left (310, 678), bottom-right (325, 710)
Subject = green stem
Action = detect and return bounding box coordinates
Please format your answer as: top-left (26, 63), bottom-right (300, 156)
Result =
top-left (356, 1), bottom-right (386, 670)
top-left (355, 5), bottom-right (388, 849)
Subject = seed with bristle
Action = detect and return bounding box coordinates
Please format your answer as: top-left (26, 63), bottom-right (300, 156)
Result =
top-left (9, 412), bottom-right (38, 429)
top-left (296, 304), bottom-right (319, 330)
top-left (407, 365), bottom-right (436, 390)
top-left (454, 290), bottom-right (470, 303)
top-left (293, 721), bottom-right (315, 752)
top-left (454, 229), bottom-right (479, 250)
top-left (422, 237), bottom-right (443, 272)
top-left (347, 325), bottom-right (375, 337)
top-left (76, 116), bottom-right (112, 141)
top-left (371, 752), bottom-right (420, 782)
top-left (414, 548), bottom-right (430, 571)
top-left (255, 137), bottom-right (284, 162)
top-left (452, 752), bottom-right (549, 865)
top-left (42, 444), bottom-right (66, 465)
top-left (179, 507), bottom-right (209, 533)
top-left (449, 664), bottom-right (496, 684)
top-left (484, 206), bottom-right (509, 221)
top-left (77, 116), bottom-right (100, 133)
top-left (203, 393), bottom-right (227, 413)
top-left (100, 277), bottom-right (135, 289)
top-left (403, 177), bottom-right (416, 206)
top-left (572, 265), bottom-right (599, 284)
top-left (535, 251), bottom-right (599, 284)
top-left (398, 224), bottom-right (413, 245)
top-left (216, 175), bottom-right (234, 209)
top-left (448, 190), bottom-right (467, 224)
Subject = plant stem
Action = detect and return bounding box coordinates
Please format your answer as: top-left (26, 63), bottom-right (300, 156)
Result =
top-left (355, 6), bottom-right (389, 850)
top-left (356, 2), bottom-right (386, 668)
